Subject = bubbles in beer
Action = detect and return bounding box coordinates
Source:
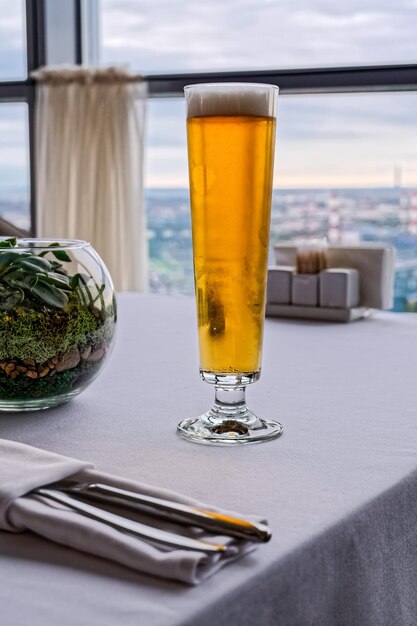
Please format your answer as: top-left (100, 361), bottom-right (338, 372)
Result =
top-left (192, 165), bottom-right (216, 195)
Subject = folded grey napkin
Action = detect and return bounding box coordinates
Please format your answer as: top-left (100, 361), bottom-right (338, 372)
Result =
top-left (0, 439), bottom-right (263, 585)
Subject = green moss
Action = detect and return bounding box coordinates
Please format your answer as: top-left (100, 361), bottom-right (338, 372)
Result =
top-left (84, 316), bottom-right (116, 350)
top-left (0, 295), bottom-right (106, 362)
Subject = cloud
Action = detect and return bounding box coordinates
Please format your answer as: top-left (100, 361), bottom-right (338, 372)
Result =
top-left (277, 92), bottom-right (417, 141)
top-left (1, 0), bottom-right (414, 192)
top-left (146, 98), bottom-right (186, 147)
top-left (0, 0), bottom-right (26, 78)
top-left (144, 91), bottom-right (417, 188)
top-left (101, 0), bottom-right (417, 71)
top-left (0, 103), bottom-right (29, 193)
top-left (100, 0), bottom-right (417, 187)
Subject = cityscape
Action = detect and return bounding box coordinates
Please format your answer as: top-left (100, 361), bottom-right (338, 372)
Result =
top-left (3, 186), bottom-right (417, 312)
top-left (146, 187), bottom-right (417, 312)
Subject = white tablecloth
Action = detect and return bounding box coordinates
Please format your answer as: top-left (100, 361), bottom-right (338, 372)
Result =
top-left (1, 294), bottom-right (417, 626)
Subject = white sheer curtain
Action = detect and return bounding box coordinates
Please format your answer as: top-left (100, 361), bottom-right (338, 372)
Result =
top-left (33, 67), bottom-right (148, 292)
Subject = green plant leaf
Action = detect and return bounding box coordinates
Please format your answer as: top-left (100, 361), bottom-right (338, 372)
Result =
top-left (49, 271), bottom-right (69, 283)
top-left (31, 281), bottom-right (69, 308)
top-left (49, 260), bottom-right (64, 271)
top-left (0, 251), bottom-right (29, 269)
top-left (39, 243), bottom-right (72, 263)
top-left (40, 272), bottom-right (72, 290)
top-left (0, 237), bottom-right (16, 249)
top-left (18, 256), bottom-right (52, 273)
top-left (4, 270), bottom-right (37, 291)
top-left (69, 273), bottom-right (91, 288)
top-left (0, 241), bottom-right (89, 311)
top-left (46, 243), bottom-right (72, 263)
top-left (52, 249), bottom-right (72, 263)
top-left (92, 283), bottom-right (106, 303)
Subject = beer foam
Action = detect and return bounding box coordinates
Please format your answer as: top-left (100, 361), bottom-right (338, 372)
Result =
top-left (185, 83), bottom-right (278, 118)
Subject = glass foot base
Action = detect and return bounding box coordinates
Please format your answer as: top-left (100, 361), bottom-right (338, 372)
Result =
top-left (177, 412), bottom-right (283, 446)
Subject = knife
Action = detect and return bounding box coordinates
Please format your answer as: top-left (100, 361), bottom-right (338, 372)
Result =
top-left (43, 480), bottom-right (271, 543)
top-left (35, 488), bottom-right (228, 554)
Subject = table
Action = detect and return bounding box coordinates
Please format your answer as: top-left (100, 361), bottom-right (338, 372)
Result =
top-left (1, 294), bottom-right (417, 626)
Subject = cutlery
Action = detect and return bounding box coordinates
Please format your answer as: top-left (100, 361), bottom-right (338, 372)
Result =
top-left (43, 480), bottom-right (271, 543)
top-left (35, 488), bottom-right (228, 554)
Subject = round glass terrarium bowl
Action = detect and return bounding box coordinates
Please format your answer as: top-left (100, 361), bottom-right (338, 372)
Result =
top-left (0, 238), bottom-right (116, 411)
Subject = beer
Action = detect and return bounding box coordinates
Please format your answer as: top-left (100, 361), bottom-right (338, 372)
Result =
top-left (187, 91), bottom-right (276, 374)
top-left (177, 84), bottom-right (282, 445)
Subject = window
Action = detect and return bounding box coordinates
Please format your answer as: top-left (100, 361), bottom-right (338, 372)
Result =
top-left (0, 1), bottom-right (31, 233)
top-left (101, 0), bottom-right (417, 72)
top-left (100, 0), bottom-right (417, 310)
top-left (144, 92), bottom-right (417, 310)
top-left (0, 104), bottom-right (30, 231)
top-left (0, 0), bottom-right (26, 79)
top-left (1, 1), bottom-right (415, 309)
top-left (0, 1), bottom-right (84, 236)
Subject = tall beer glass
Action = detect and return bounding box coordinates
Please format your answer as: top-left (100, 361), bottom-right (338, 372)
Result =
top-left (177, 83), bottom-right (283, 445)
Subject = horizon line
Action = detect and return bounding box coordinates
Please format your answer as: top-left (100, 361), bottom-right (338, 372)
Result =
top-left (145, 185), bottom-right (416, 191)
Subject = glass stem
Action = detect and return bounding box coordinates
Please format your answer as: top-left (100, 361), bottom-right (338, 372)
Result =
top-left (211, 385), bottom-right (248, 421)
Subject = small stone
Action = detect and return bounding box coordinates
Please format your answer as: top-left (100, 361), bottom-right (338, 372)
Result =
top-left (9, 370), bottom-right (19, 380)
top-left (16, 365), bottom-right (28, 373)
top-left (23, 358), bottom-right (36, 367)
top-left (38, 366), bottom-right (50, 378)
top-left (51, 356), bottom-right (59, 365)
top-left (56, 346), bottom-right (80, 373)
top-left (48, 359), bottom-right (56, 369)
top-left (26, 370), bottom-right (38, 379)
top-left (86, 348), bottom-right (105, 363)
top-left (5, 363), bottom-right (15, 376)
top-left (80, 345), bottom-right (92, 360)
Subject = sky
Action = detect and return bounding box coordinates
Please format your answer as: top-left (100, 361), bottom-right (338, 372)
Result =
top-left (100, 0), bottom-right (417, 72)
top-left (100, 0), bottom-right (417, 188)
top-left (0, 1), bottom-right (28, 197)
top-left (0, 1), bottom-right (25, 80)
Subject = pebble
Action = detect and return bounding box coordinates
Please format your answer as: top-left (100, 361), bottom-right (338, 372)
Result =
top-left (0, 342), bottom-right (101, 380)
top-left (86, 348), bottom-right (105, 363)
top-left (38, 366), bottom-right (50, 378)
top-left (80, 345), bottom-right (92, 360)
top-left (56, 346), bottom-right (81, 373)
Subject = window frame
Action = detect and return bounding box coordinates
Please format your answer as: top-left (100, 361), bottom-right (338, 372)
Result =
top-left (0, 1), bottom-right (416, 235)
top-left (0, 0), bottom-right (83, 235)
top-left (0, 0), bottom-right (45, 234)
top-left (145, 64), bottom-right (417, 97)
